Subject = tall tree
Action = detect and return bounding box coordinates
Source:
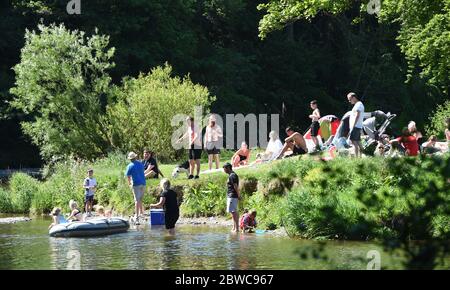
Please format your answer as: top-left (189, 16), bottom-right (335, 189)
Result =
top-left (10, 23), bottom-right (115, 160)
top-left (257, 0), bottom-right (450, 93)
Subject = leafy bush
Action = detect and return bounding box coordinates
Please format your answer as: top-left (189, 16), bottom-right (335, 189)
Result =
top-left (107, 63), bottom-right (215, 162)
top-left (0, 188), bottom-right (13, 213)
top-left (9, 173), bottom-right (39, 213)
top-left (31, 183), bottom-right (54, 215)
top-left (425, 100), bottom-right (450, 139)
top-left (180, 180), bottom-right (227, 217)
top-left (10, 23), bottom-right (115, 160)
top-left (244, 191), bottom-right (284, 230)
top-left (281, 155), bottom-right (450, 254)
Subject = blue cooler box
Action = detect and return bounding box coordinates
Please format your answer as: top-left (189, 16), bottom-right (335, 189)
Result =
top-left (150, 209), bottom-right (165, 225)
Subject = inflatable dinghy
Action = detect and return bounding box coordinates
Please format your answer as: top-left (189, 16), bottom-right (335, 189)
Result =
top-left (49, 217), bottom-right (129, 237)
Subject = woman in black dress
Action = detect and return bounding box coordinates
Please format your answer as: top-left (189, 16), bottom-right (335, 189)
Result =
top-left (150, 179), bottom-right (180, 235)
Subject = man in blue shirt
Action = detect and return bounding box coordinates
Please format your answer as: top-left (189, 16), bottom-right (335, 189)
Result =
top-left (125, 152), bottom-right (146, 223)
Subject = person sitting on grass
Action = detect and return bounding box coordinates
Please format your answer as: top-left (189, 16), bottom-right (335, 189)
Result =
top-left (143, 150), bottom-right (164, 179)
top-left (231, 141), bottom-right (251, 168)
top-left (255, 131), bottom-right (283, 163)
top-left (150, 179), bottom-right (180, 235)
top-left (67, 200), bottom-right (83, 221)
top-left (389, 127), bottom-right (419, 156)
top-left (240, 209), bottom-right (257, 233)
top-left (422, 135), bottom-right (438, 154)
top-left (266, 131), bottom-right (283, 160)
top-left (276, 127), bottom-right (308, 159)
top-left (48, 207), bottom-right (67, 229)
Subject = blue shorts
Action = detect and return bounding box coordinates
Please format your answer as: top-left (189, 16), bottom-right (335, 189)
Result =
top-left (85, 195), bottom-right (94, 204)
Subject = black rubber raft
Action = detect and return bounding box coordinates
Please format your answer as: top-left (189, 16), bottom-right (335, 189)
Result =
top-left (49, 218), bottom-right (130, 237)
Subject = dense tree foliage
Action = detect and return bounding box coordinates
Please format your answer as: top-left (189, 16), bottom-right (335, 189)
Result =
top-left (107, 64), bottom-right (214, 161)
top-left (1, 0), bottom-right (448, 166)
top-left (10, 23), bottom-right (114, 160)
top-left (258, 0), bottom-right (450, 93)
top-left (425, 100), bottom-right (450, 138)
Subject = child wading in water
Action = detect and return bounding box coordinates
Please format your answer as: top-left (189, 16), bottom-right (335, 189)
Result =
top-left (309, 100), bottom-right (321, 151)
top-left (240, 209), bottom-right (257, 233)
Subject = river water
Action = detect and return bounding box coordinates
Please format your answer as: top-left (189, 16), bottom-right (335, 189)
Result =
top-left (0, 216), bottom-right (407, 270)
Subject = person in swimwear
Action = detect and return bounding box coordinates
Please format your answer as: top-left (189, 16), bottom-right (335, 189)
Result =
top-left (276, 127), bottom-right (308, 159)
top-left (231, 141), bottom-right (251, 168)
top-left (309, 100), bottom-right (321, 151)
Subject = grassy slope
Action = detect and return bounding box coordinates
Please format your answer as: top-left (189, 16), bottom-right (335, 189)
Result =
top-left (1, 151), bottom-right (449, 243)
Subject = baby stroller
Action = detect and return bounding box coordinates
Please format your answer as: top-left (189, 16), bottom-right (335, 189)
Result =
top-left (325, 110), bottom-right (396, 157)
top-left (361, 111), bottom-right (397, 155)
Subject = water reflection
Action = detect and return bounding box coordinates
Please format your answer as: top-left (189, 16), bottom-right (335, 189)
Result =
top-left (0, 217), bottom-right (416, 269)
top-left (160, 235), bottom-right (181, 270)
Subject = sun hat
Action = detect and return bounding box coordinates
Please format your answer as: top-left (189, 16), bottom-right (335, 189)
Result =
top-left (127, 152), bottom-right (138, 160)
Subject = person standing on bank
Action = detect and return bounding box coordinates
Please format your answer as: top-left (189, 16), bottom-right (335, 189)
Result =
top-left (204, 114), bottom-right (223, 170)
top-left (150, 178), bottom-right (179, 235)
top-left (83, 169), bottom-right (97, 217)
top-left (347, 92), bottom-right (365, 157)
top-left (125, 152), bottom-right (146, 224)
top-left (309, 100), bottom-right (321, 151)
top-left (223, 162), bottom-right (240, 233)
top-left (178, 116), bottom-right (202, 179)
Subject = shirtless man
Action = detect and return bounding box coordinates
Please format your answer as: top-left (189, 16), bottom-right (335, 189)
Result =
top-left (276, 127), bottom-right (308, 159)
top-left (309, 100), bottom-right (321, 151)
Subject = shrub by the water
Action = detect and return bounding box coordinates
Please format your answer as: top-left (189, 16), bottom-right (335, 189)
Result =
top-left (9, 173), bottom-right (39, 213)
top-left (31, 183), bottom-right (54, 214)
top-left (0, 188), bottom-right (13, 213)
top-left (281, 156), bottom-right (450, 243)
top-left (181, 180), bottom-right (228, 217)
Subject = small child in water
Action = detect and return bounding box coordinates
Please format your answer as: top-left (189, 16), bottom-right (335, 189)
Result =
top-left (48, 207), bottom-right (67, 229)
top-left (239, 209), bottom-right (257, 233)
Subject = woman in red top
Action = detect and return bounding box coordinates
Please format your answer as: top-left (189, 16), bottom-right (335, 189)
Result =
top-left (390, 127), bottom-right (419, 156)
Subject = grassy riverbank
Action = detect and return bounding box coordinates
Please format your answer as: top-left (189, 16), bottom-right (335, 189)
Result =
top-left (0, 153), bottom-right (449, 243)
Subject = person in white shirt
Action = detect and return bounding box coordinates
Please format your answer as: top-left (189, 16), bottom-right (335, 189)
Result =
top-left (256, 130), bottom-right (283, 161)
top-left (347, 92), bottom-right (364, 157)
top-left (83, 169), bottom-right (97, 216)
top-left (178, 116), bottom-right (202, 179)
top-left (204, 114), bottom-right (223, 170)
